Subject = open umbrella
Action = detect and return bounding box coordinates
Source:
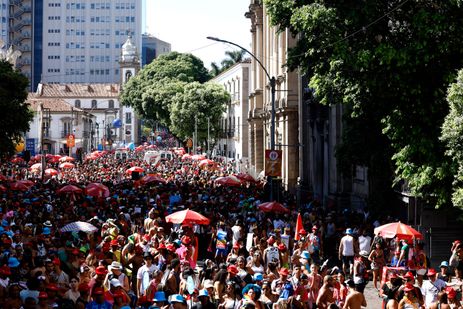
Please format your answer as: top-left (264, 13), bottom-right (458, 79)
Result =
top-left (59, 162), bottom-right (75, 169)
top-left (165, 209), bottom-right (210, 225)
top-left (85, 183), bottom-right (110, 198)
top-left (235, 173), bottom-right (257, 183)
top-left (59, 156), bottom-right (75, 162)
top-left (60, 221), bottom-right (98, 233)
top-left (199, 159), bottom-right (215, 167)
top-left (126, 166), bottom-right (144, 174)
top-left (44, 168), bottom-right (58, 176)
top-left (30, 163), bottom-right (42, 171)
top-left (182, 154), bottom-right (192, 161)
top-left (374, 221), bottom-right (423, 240)
top-left (214, 176), bottom-right (242, 187)
top-left (57, 184), bottom-right (82, 195)
top-left (258, 201), bottom-right (290, 214)
top-left (9, 181), bottom-right (32, 191)
top-left (191, 154), bottom-right (206, 161)
top-left (141, 175), bottom-right (167, 185)
top-left (10, 157), bottom-right (24, 164)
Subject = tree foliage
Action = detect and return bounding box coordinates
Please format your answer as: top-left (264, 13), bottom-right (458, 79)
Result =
top-left (0, 60), bottom-right (33, 157)
top-left (265, 0), bottom-right (463, 209)
top-left (210, 50), bottom-right (247, 77)
top-left (170, 82), bottom-right (229, 141)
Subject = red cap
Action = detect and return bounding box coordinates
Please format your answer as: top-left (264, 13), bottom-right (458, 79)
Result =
top-left (95, 265), bottom-right (108, 275)
top-left (72, 249), bottom-right (80, 255)
top-left (158, 243), bottom-right (166, 250)
top-left (233, 243), bottom-right (240, 249)
top-left (181, 235), bottom-right (192, 245)
top-left (52, 258), bottom-right (61, 266)
top-left (312, 225), bottom-right (318, 231)
top-left (279, 268), bottom-right (289, 276)
top-left (427, 268), bottom-right (437, 276)
top-left (227, 265), bottom-right (238, 275)
top-left (299, 229), bottom-right (307, 236)
top-left (3, 238), bottom-right (12, 245)
top-left (278, 243), bottom-right (287, 251)
top-left (38, 291), bottom-right (48, 299)
top-left (166, 244), bottom-right (176, 252)
top-left (79, 283), bottom-right (90, 292)
top-left (445, 286), bottom-right (457, 299)
top-left (267, 236), bottom-right (275, 245)
top-left (110, 239), bottom-right (119, 246)
top-left (102, 243), bottom-right (110, 252)
top-left (46, 283), bottom-right (59, 291)
top-left (113, 291), bottom-right (124, 298)
top-left (143, 234), bottom-right (151, 241)
top-left (404, 271), bottom-right (414, 279)
top-left (404, 283), bottom-right (415, 292)
top-left (93, 287), bottom-right (104, 295)
top-left (0, 265), bottom-right (11, 275)
top-left (135, 245), bottom-right (144, 254)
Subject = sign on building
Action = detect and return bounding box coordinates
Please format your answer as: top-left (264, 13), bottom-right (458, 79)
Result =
top-left (265, 150), bottom-right (282, 177)
top-left (26, 138), bottom-right (36, 156)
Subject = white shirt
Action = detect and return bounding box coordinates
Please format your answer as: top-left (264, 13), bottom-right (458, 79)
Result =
top-left (340, 235), bottom-right (355, 256)
top-left (422, 279), bottom-right (446, 307)
top-left (231, 225), bottom-right (242, 242)
top-left (359, 235), bottom-right (372, 253)
top-left (136, 264), bottom-right (157, 295)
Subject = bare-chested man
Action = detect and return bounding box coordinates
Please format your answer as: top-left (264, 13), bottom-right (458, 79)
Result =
top-left (316, 275), bottom-right (336, 309)
top-left (343, 279), bottom-right (367, 309)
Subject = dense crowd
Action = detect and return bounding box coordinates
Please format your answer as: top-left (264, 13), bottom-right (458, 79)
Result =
top-left (0, 146), bottom-right (462, 309)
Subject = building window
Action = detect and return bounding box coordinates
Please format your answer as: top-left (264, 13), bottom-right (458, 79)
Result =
top-left (126, 112), bottom-right (132, 124)
top-left (108, 100), bottom-right (114, 109)
top-left (75, 100), bottom-right (81, 108)
top-left (91, 100), bottom-right (97, 109)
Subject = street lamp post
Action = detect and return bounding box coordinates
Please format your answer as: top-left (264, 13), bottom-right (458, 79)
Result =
top-left (207, 36), bottom-right (277, 200)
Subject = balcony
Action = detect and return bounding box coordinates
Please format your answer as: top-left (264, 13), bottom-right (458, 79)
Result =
top-left (14, 6), bottom-right (32, 18)
top-left (13, 19), bottom-right (32, 31)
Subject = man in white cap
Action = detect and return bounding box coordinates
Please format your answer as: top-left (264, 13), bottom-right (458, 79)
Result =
top-left (339, 228), bottom-right (356, 276)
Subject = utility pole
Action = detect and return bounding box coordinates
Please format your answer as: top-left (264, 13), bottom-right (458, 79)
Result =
top-left (69, 107), bottom-right (73, 157)
top-left (194, 117), bottom-right (198, 154)
top-left (39, 103), bottom-right (45, 180)
top-left (207, 117), bottom-right (210, 157)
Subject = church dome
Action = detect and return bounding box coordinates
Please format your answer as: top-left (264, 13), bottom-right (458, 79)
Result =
top-left (121, 35), bottom-right (138, 62)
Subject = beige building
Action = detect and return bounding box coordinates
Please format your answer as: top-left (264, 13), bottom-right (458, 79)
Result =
top-left (246, 0), bottom-right (299, 192)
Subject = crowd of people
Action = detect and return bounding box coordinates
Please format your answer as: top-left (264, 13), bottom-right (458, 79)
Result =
top-left (0, 145), bottom-right (461, 309)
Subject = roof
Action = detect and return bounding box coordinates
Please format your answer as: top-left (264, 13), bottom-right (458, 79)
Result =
top-left (27, 95), bottom-right (84, 113)
top-left (36, 83), bottom-right (120, 98)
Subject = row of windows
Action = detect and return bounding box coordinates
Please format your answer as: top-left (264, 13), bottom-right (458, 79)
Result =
top-left (89, 29), bottom-right (110, 36)
top-left (114, 16), bottom-right (135, 23)
top-left (48, 16), bottom-right (61, 20)
top-left (47, 55), bottom-right (60, 59)
top-left (65, 55), bottom-right (85, 62)
top-left (115, 3), bottom-right (136, 10)
top-left (90, 3), bottom-right (111, 10)
top-left (66, 3), bottom-right (85, 10)
top-left (75, 100), bottom-right (115, 109)
top-left (49, 3), bottom-right (61, 7)
top-left (48, 29), bottom-right (61, 33)
top-left (47, 68), bottom-right (60, 73)
top-left (90, 43), bottom-right (110, 49)
top-left (65, 16), bottom-right (85, 23)
top-left (66, 29), bottom-right (85, 36)
top-left (65, 69), bottom-right (85, 75)
top-left (90, 69), bottom-right (111, 75)
top-left (48, 42), bottom-right (60, 46)
top-left (66, 42), bottom-right (84, 49)
top-left (90, 56), bottom-right (110, 62)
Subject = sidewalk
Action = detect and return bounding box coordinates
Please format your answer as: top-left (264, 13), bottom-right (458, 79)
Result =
top-left (363, 281), bottom-right (383, 308)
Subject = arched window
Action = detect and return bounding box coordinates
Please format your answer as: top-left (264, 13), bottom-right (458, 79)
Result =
top-left (75, 99), bottom-right (81, 108)
top-left (108, 100), bottom-right (114, 109)
top-left (91, 100), bottom-right (97, 108)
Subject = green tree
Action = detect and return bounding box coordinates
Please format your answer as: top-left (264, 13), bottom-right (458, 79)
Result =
top-left (220, 50), bottom-right (246, 71)
top-left (120, 52), bottom-right (212, 127)
top-left (170, 82), bottom-right (230, 142)
top-left (264, 0), bottom-right (463, 208)
top-left (0, 60), bottom-right (33, 157)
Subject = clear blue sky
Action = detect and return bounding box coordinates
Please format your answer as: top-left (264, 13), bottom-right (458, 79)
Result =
top-left (145, 0), bottom-right (251, 69)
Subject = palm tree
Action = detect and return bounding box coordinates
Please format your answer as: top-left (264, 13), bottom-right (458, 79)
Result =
top-left (221, 50), bottom-right (247, 70)
top-left (210, 62), bottom-right (222, 77)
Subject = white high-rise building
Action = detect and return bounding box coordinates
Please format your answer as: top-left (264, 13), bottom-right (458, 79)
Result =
top-left (42, 0), bottom-right (142, 85)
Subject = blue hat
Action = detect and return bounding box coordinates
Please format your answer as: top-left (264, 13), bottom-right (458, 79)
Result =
top-left (153, 291), bottom-right (167, 302)
top-left (253, 273), bottom-right (263, 281)
top-left (345, 228), bottom-right (353, 235)
top-left (1, 220), bottom-right (9, 227)
top-left (169, 294), bottom-right (185, 304)
top-left (8, 257), bottom-right (20, 268)
top-left (198, 289), bottom-right (209, 297)
top-left (300, 251), bottom-right (310, 260)
top-left (440, 261), bottom-right (449, 268)
top-left (173, 239), bottom-right (181, 247)
top-left (43, 227), bottom-right (51, 235)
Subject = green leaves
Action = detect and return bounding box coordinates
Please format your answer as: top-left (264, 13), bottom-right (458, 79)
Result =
top-left (0, 60), bottom-right (33, 157)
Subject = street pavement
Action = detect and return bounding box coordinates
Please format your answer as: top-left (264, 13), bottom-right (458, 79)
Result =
top-left (363, 281), bottom-right (383, 308)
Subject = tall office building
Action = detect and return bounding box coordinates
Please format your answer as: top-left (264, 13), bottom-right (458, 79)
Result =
top-left (2, 0), bottom-right (142, 90)
top-left (0, 1), bottom-right (8, 44)
top-left (141, 33), bottom-right (171, 66)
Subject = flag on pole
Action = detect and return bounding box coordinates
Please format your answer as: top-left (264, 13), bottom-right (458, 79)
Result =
top-left (295, 213), bottom-right (303, 241)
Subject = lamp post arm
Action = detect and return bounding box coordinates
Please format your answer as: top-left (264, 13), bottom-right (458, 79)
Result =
top-left (206, 36), bottom-right (272, 82)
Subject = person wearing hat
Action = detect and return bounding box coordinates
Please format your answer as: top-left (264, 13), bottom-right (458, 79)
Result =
top-left (352, 251), bottom-right (369, 293)
top-left (422, 268), bottom-right (447, 308)
top-left (444, 286), bottom-right (462, 308)
top-left (152, 291), bottom-right (167, 307)
top-left (105, 261), bottom-right (130, 292)
top-left (263, 236), bottom-right (280, 269)
top-left (270, 267), bottom-right (292, 296)
top-left (398, 283), bottom-right (420, 309)
top-left (137, 251), bottom-right (158, 298)
top-left (197, 289), bottom-right (215, 309)
top-left (110, 238), bottom-right (122, 263)
top-left (50, 257), bottom-right (70, 290)
top-left (87, 287), bottom-right (112, 308)
top-left (170, 293), bottom-right (187, 309)
top-left (339, 228), bottom-right (357, 277)
top-left (37, 291), bottom-right (49, 309)
top-left (438, 261), bottom-right (450, 282)
top-left (308, 225), bottom-right (321, 264)
top-left (75, 283), bottom-right (90, 309)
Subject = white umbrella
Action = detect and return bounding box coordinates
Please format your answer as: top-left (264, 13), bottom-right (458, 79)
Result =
top-left (60, 221), bottom-right (98, 233)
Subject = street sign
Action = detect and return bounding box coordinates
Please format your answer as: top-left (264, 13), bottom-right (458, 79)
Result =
top-left (26, 138), bottom-right (35, 156)
top-left (265, 149), bottom-right (282, 177)
top-left (186, 138), bottom-right (193, 148)
top-left (67, 134), bottom-right (75, 147)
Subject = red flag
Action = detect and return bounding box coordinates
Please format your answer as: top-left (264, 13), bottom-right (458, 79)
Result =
top-left (295, 213), bottom-right (303, 241)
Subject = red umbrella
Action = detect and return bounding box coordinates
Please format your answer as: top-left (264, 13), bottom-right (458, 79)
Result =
top-left (374, 221), bottom-right (423, 240)
top-left (9, 181), bottom-right (31, 191)
top-left (258, 201), bottom-right (290, 214)
top-left (182, 154), bottom-right (192, 161)
top-left (126, 166), bottom-right (144, 174)
top-left (59, 156), bottom-right (75, 162)
top-left (57, 184), bottom-right (83, 195)
top-left (10, 157), bottom-right (24, 164)
top-left (141, 175), bottom-right (167, 185)
top-left (48, 156), bottom-right (61, 163)
top-left (17, 180), bottom-right (35, 187)
top-left (199, 159), bottom-right (215, 167)
top-left (30, 163), bottom-right (42, 170)
top-left (59, 162), bottom-right (75, 169)
top-left (165, 209), bottom-right (210, 225)
top-left (235, 173), bottom-right (257, 182)
top-left (214, 176), bottom-right (242, 187)
top-left (135, 145), bottom-right (145, 152)
top-left (85, 183), bottom-right (110, 198)
top-left (44, 168), bottom-right (58, 176)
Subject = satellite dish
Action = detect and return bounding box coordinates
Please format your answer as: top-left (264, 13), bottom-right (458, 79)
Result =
top-left (112, 118), bottom-right (122, 128)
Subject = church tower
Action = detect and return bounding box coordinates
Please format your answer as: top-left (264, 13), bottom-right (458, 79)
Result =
top-left (119, 35), bottom-right (141, 144)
